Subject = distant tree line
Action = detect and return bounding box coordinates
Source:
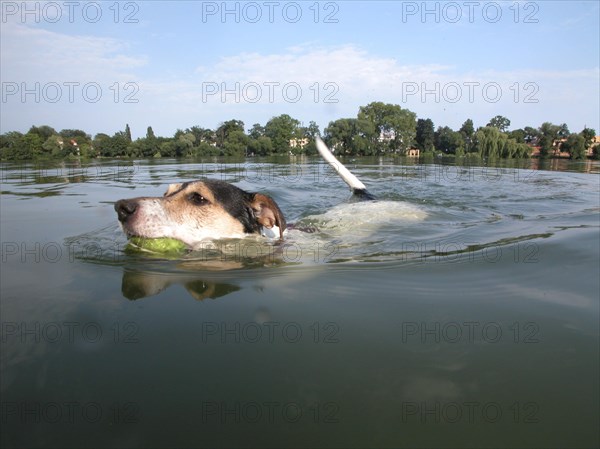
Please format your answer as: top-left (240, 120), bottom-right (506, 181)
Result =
top-left (1, 102), bottom-right (597, 161)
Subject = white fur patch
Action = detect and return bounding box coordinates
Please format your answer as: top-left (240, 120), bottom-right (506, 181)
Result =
top-left (260, 225), bottom-right (282, 239)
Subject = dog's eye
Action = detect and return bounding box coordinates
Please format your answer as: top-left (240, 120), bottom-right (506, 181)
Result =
top-left (187, 192), bottom-right (208, 206)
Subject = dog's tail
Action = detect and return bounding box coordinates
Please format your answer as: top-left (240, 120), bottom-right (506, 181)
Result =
top-left (315, 136), bottom-right (375, 200)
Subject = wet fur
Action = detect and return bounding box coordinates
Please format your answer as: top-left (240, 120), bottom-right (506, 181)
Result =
top-left (115, 137), bottom-right (370, 246)
top-left (115, 179), bottom-right (286, 247)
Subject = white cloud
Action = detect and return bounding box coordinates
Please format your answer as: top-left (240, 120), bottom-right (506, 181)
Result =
top-left (1, 27), bottom-right (598, 137)
top-left (185, 45), bottom-right (599, 130)
top-left (0, 22), bottom-right (146, 82)
top-left (1, 22), bottom-right (148, 135)
top-left (194, 45), bottom-right (451, 95)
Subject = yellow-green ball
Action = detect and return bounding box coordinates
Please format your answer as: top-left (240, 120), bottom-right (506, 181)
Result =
top-left (127, 237), bottom-right (187, 254)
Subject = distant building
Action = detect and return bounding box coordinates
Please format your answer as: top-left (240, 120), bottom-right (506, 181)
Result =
top-left (403, 148), bottom-right (420, 157)
top-left (588, 135), bottom-right (600, 156)
top-left (528, 135), bottom-right (600, 158)
top-left (378, 130), bottom-right (395, 142)
top-left (289, 137), bottom-right (309, 149)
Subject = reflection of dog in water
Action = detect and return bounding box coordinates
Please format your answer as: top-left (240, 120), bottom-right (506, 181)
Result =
top-left (121, 268), bottom-right (241, 300)
top-left (114, 137), bottom-right (373, 248)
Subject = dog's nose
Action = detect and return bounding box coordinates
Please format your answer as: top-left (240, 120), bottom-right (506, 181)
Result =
top-left (114, 199), bottom-right (138, 223)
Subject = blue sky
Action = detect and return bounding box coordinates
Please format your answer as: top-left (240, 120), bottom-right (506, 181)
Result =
top-left (1, 1), bottom-right (599, 139)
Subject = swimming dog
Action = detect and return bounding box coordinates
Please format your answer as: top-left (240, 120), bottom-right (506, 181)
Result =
top-left (114, 137), bottom-right (373, 247)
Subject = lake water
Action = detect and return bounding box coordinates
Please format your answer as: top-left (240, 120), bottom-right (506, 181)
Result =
top-left (1, 157), bottom-right (599, 448)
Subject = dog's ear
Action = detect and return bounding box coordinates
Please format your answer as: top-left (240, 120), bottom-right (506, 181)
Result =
top-left (250, 193), bottom-right (286, 239)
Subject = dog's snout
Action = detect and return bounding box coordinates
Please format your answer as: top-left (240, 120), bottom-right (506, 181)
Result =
top-left (115, 199), bottom-right (138, 223)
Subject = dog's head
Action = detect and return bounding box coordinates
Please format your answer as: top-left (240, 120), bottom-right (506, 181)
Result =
top-left (114, 180), bottom-right (286, 246)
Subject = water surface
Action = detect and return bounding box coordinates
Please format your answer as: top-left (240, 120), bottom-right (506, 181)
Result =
top-left (1, 157), bottom-right (598, 448)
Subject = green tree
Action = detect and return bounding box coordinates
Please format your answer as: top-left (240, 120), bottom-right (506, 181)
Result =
top-left (487, 115), bottom-right (511, 132)
top-left (538, 122), bottom-right (561, 157)
top-left (581, 127), bottom-right (596, 149)
top-left (56, 131), bottom-right (87, 157)
top-left (299, 120), bottom-right (321, 155)
top-left (264, 114), bottom-right (301, 154)
top-left (146, 126), bottom-right (156, 140)
top-left (517, 143), bottom-right (532, 158)
top-left (415, 118), bottom-right (435, 152)
top-left (187, 126), bottom-right (214, 146)
top-left (459, 119), bottom-right (475, 152)
top-left (216, 120), bottom-right (245, 148)
top-left (222, 130), bottom-right (248, 156)
top-left (92, 133), bottom-right (112, 157)
top-left (561, 134), bottom-right (586, 160)
top-left (0, 132), bottom-right (23, 159)
top-left (325, 118), bottom-right (357, 154)
top-left (247, 124), bottom-right (266, 155)
top-left (159, 141), bottom-right (176, 157)
top-left (247, 136), bottom-right (273, 156)
top-left (145, 137), bottom-right (164, 158)
top-left (473, 126), bottom-right (504, 158)
top-left (28, 125), bottom-right (57, 141)
top-left (195, 141), bottom-right (219, 157)
top-left (358, 102), bottom-right (417, 153)
top-left (508, 129), bottom-right (526, 143)
top-left (523, 126), bottom-right (540, 144)
top-left (434, 126), bottom-right (464, 154)
top-left (131, 126), bottom-right (160, 157)
top-left (0, 131), bottom-right (24, 158)
top-left (248, 123), bottom-right (265, 140)
top-left (500, 137), bottom-right (520, 158)
top-left (131, 137), bottom-right (158, 158)
top-left (557, 123), bottom-right (570, 139)
top-left (325, 118), bottom-right (374, 155)
top-left (126, 139), bottom-right (142, 158)
top-left (460, 119), bottom-right (475, 137)
top-left (4, 133), bottom-right (43, 159)
top-left (125, 124), bottom-right (133, 143)
top-left (304, 120), bottom-right (321, 138)
top-left (42, 135), bottom-right (64, 157)
top-left (59, 129), bottom-right (89, 140)
top-left (110, 131), bottom-right (131, 157)
top-left (173, 132), bottom-right (196, 157)
top-left (26, 134), bottom-right (42, 158)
